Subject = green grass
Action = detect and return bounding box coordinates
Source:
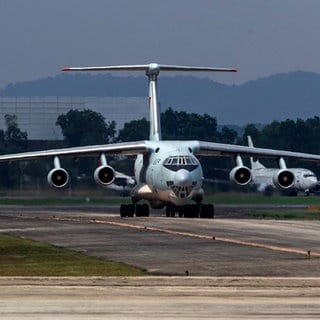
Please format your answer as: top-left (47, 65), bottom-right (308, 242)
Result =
top-left (1, 193), bottom-right (320, 206)
top-left (248, 209), bottom-right (320, 220)
top-left (0, 197), bottom-right (131, 206)
top-left (204, 193), bottom-right (320, 205)
top-left (0, 234), bottom-right (145, 276)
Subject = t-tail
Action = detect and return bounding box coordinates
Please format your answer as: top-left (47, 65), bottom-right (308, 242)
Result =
top-left (62, 63), bottom-right (237, 141)
top-left (247, 136), bottom-right (266, 169)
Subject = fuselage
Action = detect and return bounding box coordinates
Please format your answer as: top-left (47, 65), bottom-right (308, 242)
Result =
top-left (132, 141), bottom-right (204, 208)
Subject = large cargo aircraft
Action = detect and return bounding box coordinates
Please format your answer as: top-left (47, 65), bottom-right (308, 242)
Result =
top-left (247, 136), bottom-right (318, 196)
top-left (1, 63), bottom-right (320, 217)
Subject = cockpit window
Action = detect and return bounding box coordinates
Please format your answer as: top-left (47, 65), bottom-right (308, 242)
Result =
top-left (163, 156), bottom-right (198, 172)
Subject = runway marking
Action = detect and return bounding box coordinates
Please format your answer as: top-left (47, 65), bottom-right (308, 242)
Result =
top-left (88, 218), bottom-right (320, 258)
top-left (28, 215), bottom-right (320, 259)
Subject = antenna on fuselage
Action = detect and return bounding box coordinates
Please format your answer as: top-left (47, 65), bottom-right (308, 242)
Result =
top-left (62, 63), bottom-right (237, 142)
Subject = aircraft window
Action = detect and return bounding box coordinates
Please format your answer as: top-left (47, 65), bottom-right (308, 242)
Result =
top-left (163, 156), bottom-right (199, 172)
top-left (304, 173), bottom-right (316, 178)
top-left (171, 184), bottom-right (194, 198)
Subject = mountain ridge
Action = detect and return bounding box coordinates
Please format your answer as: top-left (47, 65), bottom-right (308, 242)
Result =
top-left (1, 71), bottom-right (319, 125)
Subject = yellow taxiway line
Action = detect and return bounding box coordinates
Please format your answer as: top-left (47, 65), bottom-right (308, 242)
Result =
top-left (89, 218), bottom-right (320, 258)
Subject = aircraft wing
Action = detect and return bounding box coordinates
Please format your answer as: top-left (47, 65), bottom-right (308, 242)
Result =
top-left (0, 141), bottom-right (148, 162)
top-left (196, 141), bottom-right (320, 163)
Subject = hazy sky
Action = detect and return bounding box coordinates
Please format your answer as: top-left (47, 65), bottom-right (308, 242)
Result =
top-left (1, 0), bottom-right (320, 88)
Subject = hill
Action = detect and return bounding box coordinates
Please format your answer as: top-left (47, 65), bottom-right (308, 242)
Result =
top-left (1, 71), bottom-right (320, 125)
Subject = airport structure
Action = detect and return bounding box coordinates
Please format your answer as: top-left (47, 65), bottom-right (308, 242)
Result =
top-left (0, 96), bottom-right (147, 140)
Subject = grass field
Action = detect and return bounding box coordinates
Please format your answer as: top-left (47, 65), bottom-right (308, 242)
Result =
top-left (0, 234), bottom-right (145, 276)
top-left (1, 192), bottom-right (320, 206)
top-left (204, 193), bottom-right (320, 205)
top-left (248, 210), bottom-right (320, 220)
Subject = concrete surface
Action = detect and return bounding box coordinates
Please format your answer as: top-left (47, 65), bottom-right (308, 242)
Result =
top-left (0, 206), bottom-right (320, 319)
top-left (0, 277), bottom-right (320, 319)
top-left (0, 207), bottom-right (319, 276)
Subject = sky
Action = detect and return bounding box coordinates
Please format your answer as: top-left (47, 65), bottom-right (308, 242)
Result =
top-left (0, 0), bottom-right (320, 88)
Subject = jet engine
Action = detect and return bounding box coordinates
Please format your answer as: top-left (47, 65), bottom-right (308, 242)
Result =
top-left (94, 165), bottom-right (115, 186)
top-left (47, 156), bottom-right (69, 188)
top-left (47, 168), bottom-right (69, 188)
top-left (272, 169), bottom-right (295, 189)
top-left (229, 166), bottom-right (252, 186)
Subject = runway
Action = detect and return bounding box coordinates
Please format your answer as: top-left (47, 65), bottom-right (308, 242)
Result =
top-left (0, 206), bottom-right (319, 276)
top-left (0, 205), bottom-right (320, 319)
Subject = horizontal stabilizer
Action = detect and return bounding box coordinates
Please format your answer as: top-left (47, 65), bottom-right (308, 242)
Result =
top-left (62, 63), bottom-right (237, 73)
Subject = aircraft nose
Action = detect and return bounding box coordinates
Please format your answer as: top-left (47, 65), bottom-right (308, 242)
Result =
top-left (174, 169), bottom-right (192, 186)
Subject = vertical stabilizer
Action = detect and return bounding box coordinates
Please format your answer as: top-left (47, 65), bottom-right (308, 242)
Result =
top-left (247, 136), bottom-right (266, 169)
top-left (146, 64), bottom-right (162, 141)
top-left (62, 63), bottom-right (236, 143)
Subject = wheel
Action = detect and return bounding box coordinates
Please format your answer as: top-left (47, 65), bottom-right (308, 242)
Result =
top-left (200, 204), bottom-right (214, 219)
top-left (183, 205), bottom-right (192, 218)
top-left (166, 206), bottom-right (175, 217)
top-left (135, 204), bottom-right (142, 217)
top-left (142, 204), bottom-right (150, 217)
top-left (127, 204), bottom-right (135, 217)
top-left (120, 204), bottom-right (128, 217)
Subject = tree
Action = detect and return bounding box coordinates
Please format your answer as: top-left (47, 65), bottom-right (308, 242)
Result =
top-left (56, 109), bottom-right (116, 147)
top-left (0, 114), bottom-right (28, 188)
top-left (240, 124), bottom-right (260, 145)
top-left (219, 126), bottom-right (237, 144)
top-left (117, 118), bottom-right (149, 142)
top-left (161, 108), bottom-right (218, 141)
top-left (4, 114), bottom-right (28, 152)
top-left (56, 109), bottom-right (116, 179)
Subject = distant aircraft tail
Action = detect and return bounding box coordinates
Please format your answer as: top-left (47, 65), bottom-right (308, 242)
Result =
top-left (62, 63), bottom-right (237, 142)
top-left (247, 136), bottom-right (266, 169)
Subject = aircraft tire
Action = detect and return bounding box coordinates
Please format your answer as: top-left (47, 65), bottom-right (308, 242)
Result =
top-left (135, 204), bottom-right (142, 217)
top-left (120, 204), bottom-right (128, 217)
top-left (166, 206), bottom-right (175, 217)
top-left (200, 204), bottom-right (214, 219)
top-left (142, 204), bottom-right (150, 217)
top-left (127, 204), bottom-right (135, 217)
top-left (166, 206), bottom-right (170, 217)
top-left (184, 205), bottom-right (199, 218)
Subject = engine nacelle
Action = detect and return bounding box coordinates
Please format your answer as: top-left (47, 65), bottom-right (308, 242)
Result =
top-left (94, 165), bottom-right (115, 186)
top-left (272, 169), bottom-right (295, 189)
top-left (47, 168), bottom-right (69, 188)
top-left (229, 166), bottom-right (252, 186)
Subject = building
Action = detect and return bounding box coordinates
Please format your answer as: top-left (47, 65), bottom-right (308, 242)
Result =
top-left (0, 97), bottom-right (147, 140)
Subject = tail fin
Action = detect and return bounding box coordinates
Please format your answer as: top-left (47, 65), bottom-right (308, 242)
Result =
top-left (247, 136), bottom-right (266, 169)
top-left (62, 63), bottom-right (237, 141)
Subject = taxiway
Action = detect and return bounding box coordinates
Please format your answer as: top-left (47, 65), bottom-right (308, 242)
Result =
top-left (0, 206), bottom-right (319, 319)
top-left (0, 206), bottom-right (319, 276)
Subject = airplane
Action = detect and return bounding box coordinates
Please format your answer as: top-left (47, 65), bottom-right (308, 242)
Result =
top-left (2, 63), bottom-right (320, 218)
top-left (106, 171), bottom-right (136, 196)
top-left (247, 136), bottom-right (318, 196)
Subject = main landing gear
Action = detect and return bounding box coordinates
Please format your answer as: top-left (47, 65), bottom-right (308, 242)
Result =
top-left (120, 203), bottom-right (214, 219)
top-left (166, 204), bottom-right (214, 219)
top-left (120, 203), bottom-right (150, 217)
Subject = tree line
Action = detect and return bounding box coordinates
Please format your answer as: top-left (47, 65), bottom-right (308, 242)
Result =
top-left (1, 108), bottom-right (320, 189)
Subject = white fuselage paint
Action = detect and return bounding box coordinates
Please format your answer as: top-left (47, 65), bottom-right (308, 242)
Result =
top-left (252, 167), bottom-right (318, 192)
top-left (132, 141), bottom-right (204, 207)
